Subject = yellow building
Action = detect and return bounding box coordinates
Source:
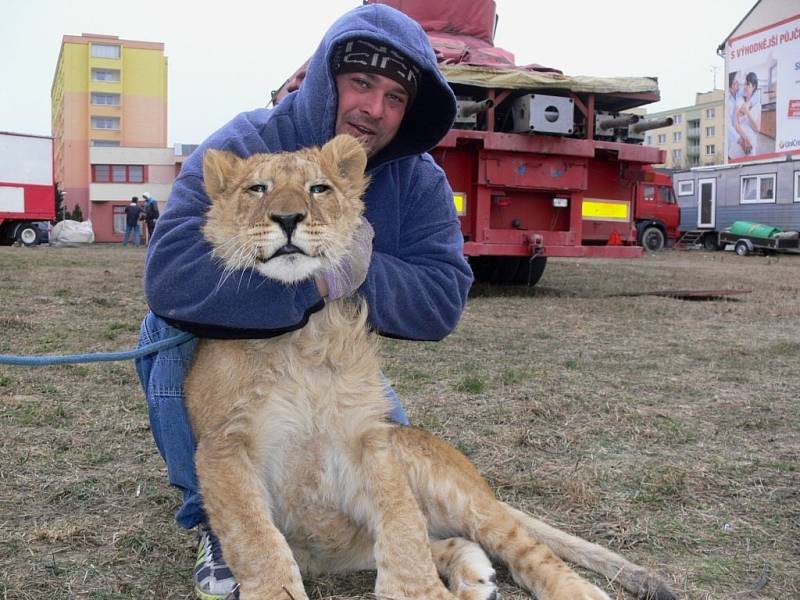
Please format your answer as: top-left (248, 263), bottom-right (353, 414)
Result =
top-left (643, 90), bottom-right (725, 170)
top-left (51, 34), bottom-right (168, 241)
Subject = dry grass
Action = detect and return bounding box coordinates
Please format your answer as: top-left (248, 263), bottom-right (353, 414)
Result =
top-left (1, 244), bottom-right (798, 599)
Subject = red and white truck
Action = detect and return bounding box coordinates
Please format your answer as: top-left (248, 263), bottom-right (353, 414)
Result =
top-left (0, 131), bottom-right (56, 246)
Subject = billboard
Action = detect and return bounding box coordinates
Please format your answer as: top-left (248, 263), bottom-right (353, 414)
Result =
top-left (725, 14), bottom-right (800, 163)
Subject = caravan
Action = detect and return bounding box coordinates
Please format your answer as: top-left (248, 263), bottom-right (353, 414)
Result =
top-left (673, 156), bottom-right (800, 252)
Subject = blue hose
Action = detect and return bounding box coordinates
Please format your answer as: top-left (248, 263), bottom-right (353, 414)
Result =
top-left (0, 331), bottom-right (195, 366)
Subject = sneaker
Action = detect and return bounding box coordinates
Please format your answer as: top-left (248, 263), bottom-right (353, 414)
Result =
top-left (194, 524), bottom-right (239, 600)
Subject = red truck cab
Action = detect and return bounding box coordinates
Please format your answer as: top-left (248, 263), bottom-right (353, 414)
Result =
top-left (633, 168), bottom-right (680, 251)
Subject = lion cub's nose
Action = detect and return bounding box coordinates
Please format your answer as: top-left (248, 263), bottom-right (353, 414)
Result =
top-left (270, 212), bottom-right (306, 238)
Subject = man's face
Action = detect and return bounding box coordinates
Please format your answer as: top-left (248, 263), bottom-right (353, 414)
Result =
top-left (335, 72), bottom-right (409, 157)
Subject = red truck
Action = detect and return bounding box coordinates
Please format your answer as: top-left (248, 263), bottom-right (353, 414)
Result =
top-left (633, 167), bottom-right (681, 252)
top-left (0, 131), bottom-right (56, 246)
top-left (274, 0), bottom-right (678, 284)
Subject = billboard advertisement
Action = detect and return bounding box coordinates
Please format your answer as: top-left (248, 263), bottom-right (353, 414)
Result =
top-left (725, 14), bottom-right (800, 163)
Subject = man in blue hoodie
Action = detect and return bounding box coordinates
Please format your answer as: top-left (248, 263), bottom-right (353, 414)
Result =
top-left (136, 4), bottom-right (472, 598)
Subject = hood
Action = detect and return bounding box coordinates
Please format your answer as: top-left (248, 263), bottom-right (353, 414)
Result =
top-left (290, 3), bottom-right (457, 167)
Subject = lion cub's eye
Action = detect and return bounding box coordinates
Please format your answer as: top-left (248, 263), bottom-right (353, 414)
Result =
top-left (309, 184), bottom-right (331, 195)
top-left (247, 184), bottom-right (267, 194)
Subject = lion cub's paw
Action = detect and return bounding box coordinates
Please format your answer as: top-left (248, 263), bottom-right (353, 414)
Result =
top-left (376, 576), bottom-right (457, 600)
top-left (238, 582), bottom-right (308, 600)
top-left (448, 553), bottom-right (498, 600)
top-left (546, 580), bottom-right (610, 600)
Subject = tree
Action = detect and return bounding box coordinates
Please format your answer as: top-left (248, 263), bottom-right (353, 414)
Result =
top-left (54, 186), bottom-right (66, 223)
top-left (69, 204), bottom-right (84, 222)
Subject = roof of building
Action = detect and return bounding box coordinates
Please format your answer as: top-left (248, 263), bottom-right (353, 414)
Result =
top-left (716, 0), bottom-right (762, 54)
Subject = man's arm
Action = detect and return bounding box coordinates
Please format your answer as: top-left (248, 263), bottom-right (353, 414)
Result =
top-left (359, 157), bottom-right (473, 341)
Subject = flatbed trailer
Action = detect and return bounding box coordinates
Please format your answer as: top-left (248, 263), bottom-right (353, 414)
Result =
top-left (273, 1), bottom-right (672, 284)
top-left (718, 230), bottom-right (800, 256)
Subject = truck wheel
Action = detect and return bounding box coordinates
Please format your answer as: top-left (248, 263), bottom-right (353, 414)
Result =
top-left (734, 240), bottom-right (751, 256)
top-left (640, 226), bottom-right (665, 252)
top-left (17, 224), bottom-right (40, 247)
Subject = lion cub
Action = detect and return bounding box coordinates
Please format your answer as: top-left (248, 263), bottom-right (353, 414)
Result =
top-left (186, 135), bottom-right (675, 600)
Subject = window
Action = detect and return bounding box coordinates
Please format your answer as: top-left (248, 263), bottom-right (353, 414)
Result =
top-left (705, 144), bottom-right (716, 155)
top-left (657, 134), bottom-right (667, 144)
top-left (643, 185), bottom-right (655, 201)
top-left (91, 116), bottom-right (120, 130)
top-left (92, 44), bottom-right (121, 59)
top-left (673, 114), bottom-right (683, 124)
top-left (678, 180), bottom-right (694, 196)
top-left (91, 92), bottom-right (120, 105)
top-left (93, 165), bottom-right (110, 182)
top-left (113, 206), bottom-right (126, 234)
top-left (795, 172), bottom-right (800, 202)
top-left (645, 135), bottom-right (652, 145)
top-left (128, 165), bottom-right (144, 183)
top-left (112, 165), bottom-right (127, 182)
top-left (740, 174), bottom-right (776, 204)
top-left (92, 68), bottom-right (120, 82)
top-left (672, 149), bottom-right (682, 161)
top-left (661, 186), bottom-right (677, 205)
top-left (673, 131), bottom-right (682, 142)
top-left (705, 126), bottom-right (715, 137)
top-left (91, 139), bottom-right (120, 147)
top-left (705, 107), bottom-right (716, 119)
top-left (92, 164), bottom-right (148, 183)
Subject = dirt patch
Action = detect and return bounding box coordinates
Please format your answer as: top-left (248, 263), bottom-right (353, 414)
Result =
top-left (1, 245), bottom-right (798, 599)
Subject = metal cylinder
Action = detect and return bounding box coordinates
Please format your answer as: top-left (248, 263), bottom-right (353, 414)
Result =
top-left (457, 99), bottom-right (495, 119)
top-left (631, 117), bottom-right (674, 133)
top-left (597, 113), bottom-right (639, 130)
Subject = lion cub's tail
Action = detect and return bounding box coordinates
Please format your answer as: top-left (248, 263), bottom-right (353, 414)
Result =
top-left (499, 502), bottom-right (677, 600)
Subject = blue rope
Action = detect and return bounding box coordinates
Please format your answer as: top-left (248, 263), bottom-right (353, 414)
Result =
top-left (0, 331), bottom-right (196, 367)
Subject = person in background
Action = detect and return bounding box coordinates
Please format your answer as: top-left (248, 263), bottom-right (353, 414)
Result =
top-left (123, 196), bottom-right (142, 247)
top-left (141, 192), bottom-right (160, 244)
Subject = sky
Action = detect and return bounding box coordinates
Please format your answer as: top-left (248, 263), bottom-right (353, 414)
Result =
top-left (0, 0), bottom-right (757, 145)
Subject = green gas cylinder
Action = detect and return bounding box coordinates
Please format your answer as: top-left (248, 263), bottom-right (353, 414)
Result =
top-left (729, 221), bottom-right (783, 238)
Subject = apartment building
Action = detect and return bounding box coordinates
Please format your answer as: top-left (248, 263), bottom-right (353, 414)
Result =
top-left (51, 34), bottom-right (170, 242)
top-left (644, 90), bottom-right (725, 170)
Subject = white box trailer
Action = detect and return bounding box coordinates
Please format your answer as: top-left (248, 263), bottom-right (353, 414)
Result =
top-left (672, 156), bottom-right (800, 250)
top-left (0, 131), bottom-right (56, 246)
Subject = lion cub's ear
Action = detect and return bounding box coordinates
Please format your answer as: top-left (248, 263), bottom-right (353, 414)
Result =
top-left (203, 149), bottom-right (241, 200)
top-left (321, 134), bottom-right (368, 183)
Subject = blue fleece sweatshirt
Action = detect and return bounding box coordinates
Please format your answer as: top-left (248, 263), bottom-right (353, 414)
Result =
top-left (143, 3), bottom-right (472, 341)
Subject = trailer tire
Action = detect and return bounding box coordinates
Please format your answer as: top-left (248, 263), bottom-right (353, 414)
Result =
top-left (517, 256), bottom-right (547, 286)
top-left (734, 239), bottom-right (752, 256)
top-left (640, 226), bottom-right (665, 252)
top-left (470, 256), bottom-right (547, 286)
top-left (17, 224), bottom-right (40, 247)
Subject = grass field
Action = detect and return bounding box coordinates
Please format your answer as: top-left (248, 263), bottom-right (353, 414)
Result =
top-left (1, 244), bottom-right (798, 599)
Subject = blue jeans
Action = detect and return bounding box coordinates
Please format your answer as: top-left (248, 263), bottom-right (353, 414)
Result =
top-left (136, 311), bottom-right (409, 529)
top-left (123, 223), bottom-right (141, 246)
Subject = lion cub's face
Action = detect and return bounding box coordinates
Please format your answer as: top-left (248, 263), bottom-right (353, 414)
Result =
top-left (202, 135), bottom-right (368, 284)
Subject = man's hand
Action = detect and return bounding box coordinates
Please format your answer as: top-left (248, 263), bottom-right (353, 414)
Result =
top-left (317, 218), bottom-right (374, 300)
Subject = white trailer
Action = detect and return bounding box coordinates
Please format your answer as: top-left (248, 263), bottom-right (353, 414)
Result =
top-left (0, 131), bottom-right (55, 246)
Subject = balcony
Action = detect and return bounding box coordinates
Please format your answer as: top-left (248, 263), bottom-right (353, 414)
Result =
top-left (687, 127), bottom-right (701, 139)
top-left (687, 146), bottom-right (700, 157)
